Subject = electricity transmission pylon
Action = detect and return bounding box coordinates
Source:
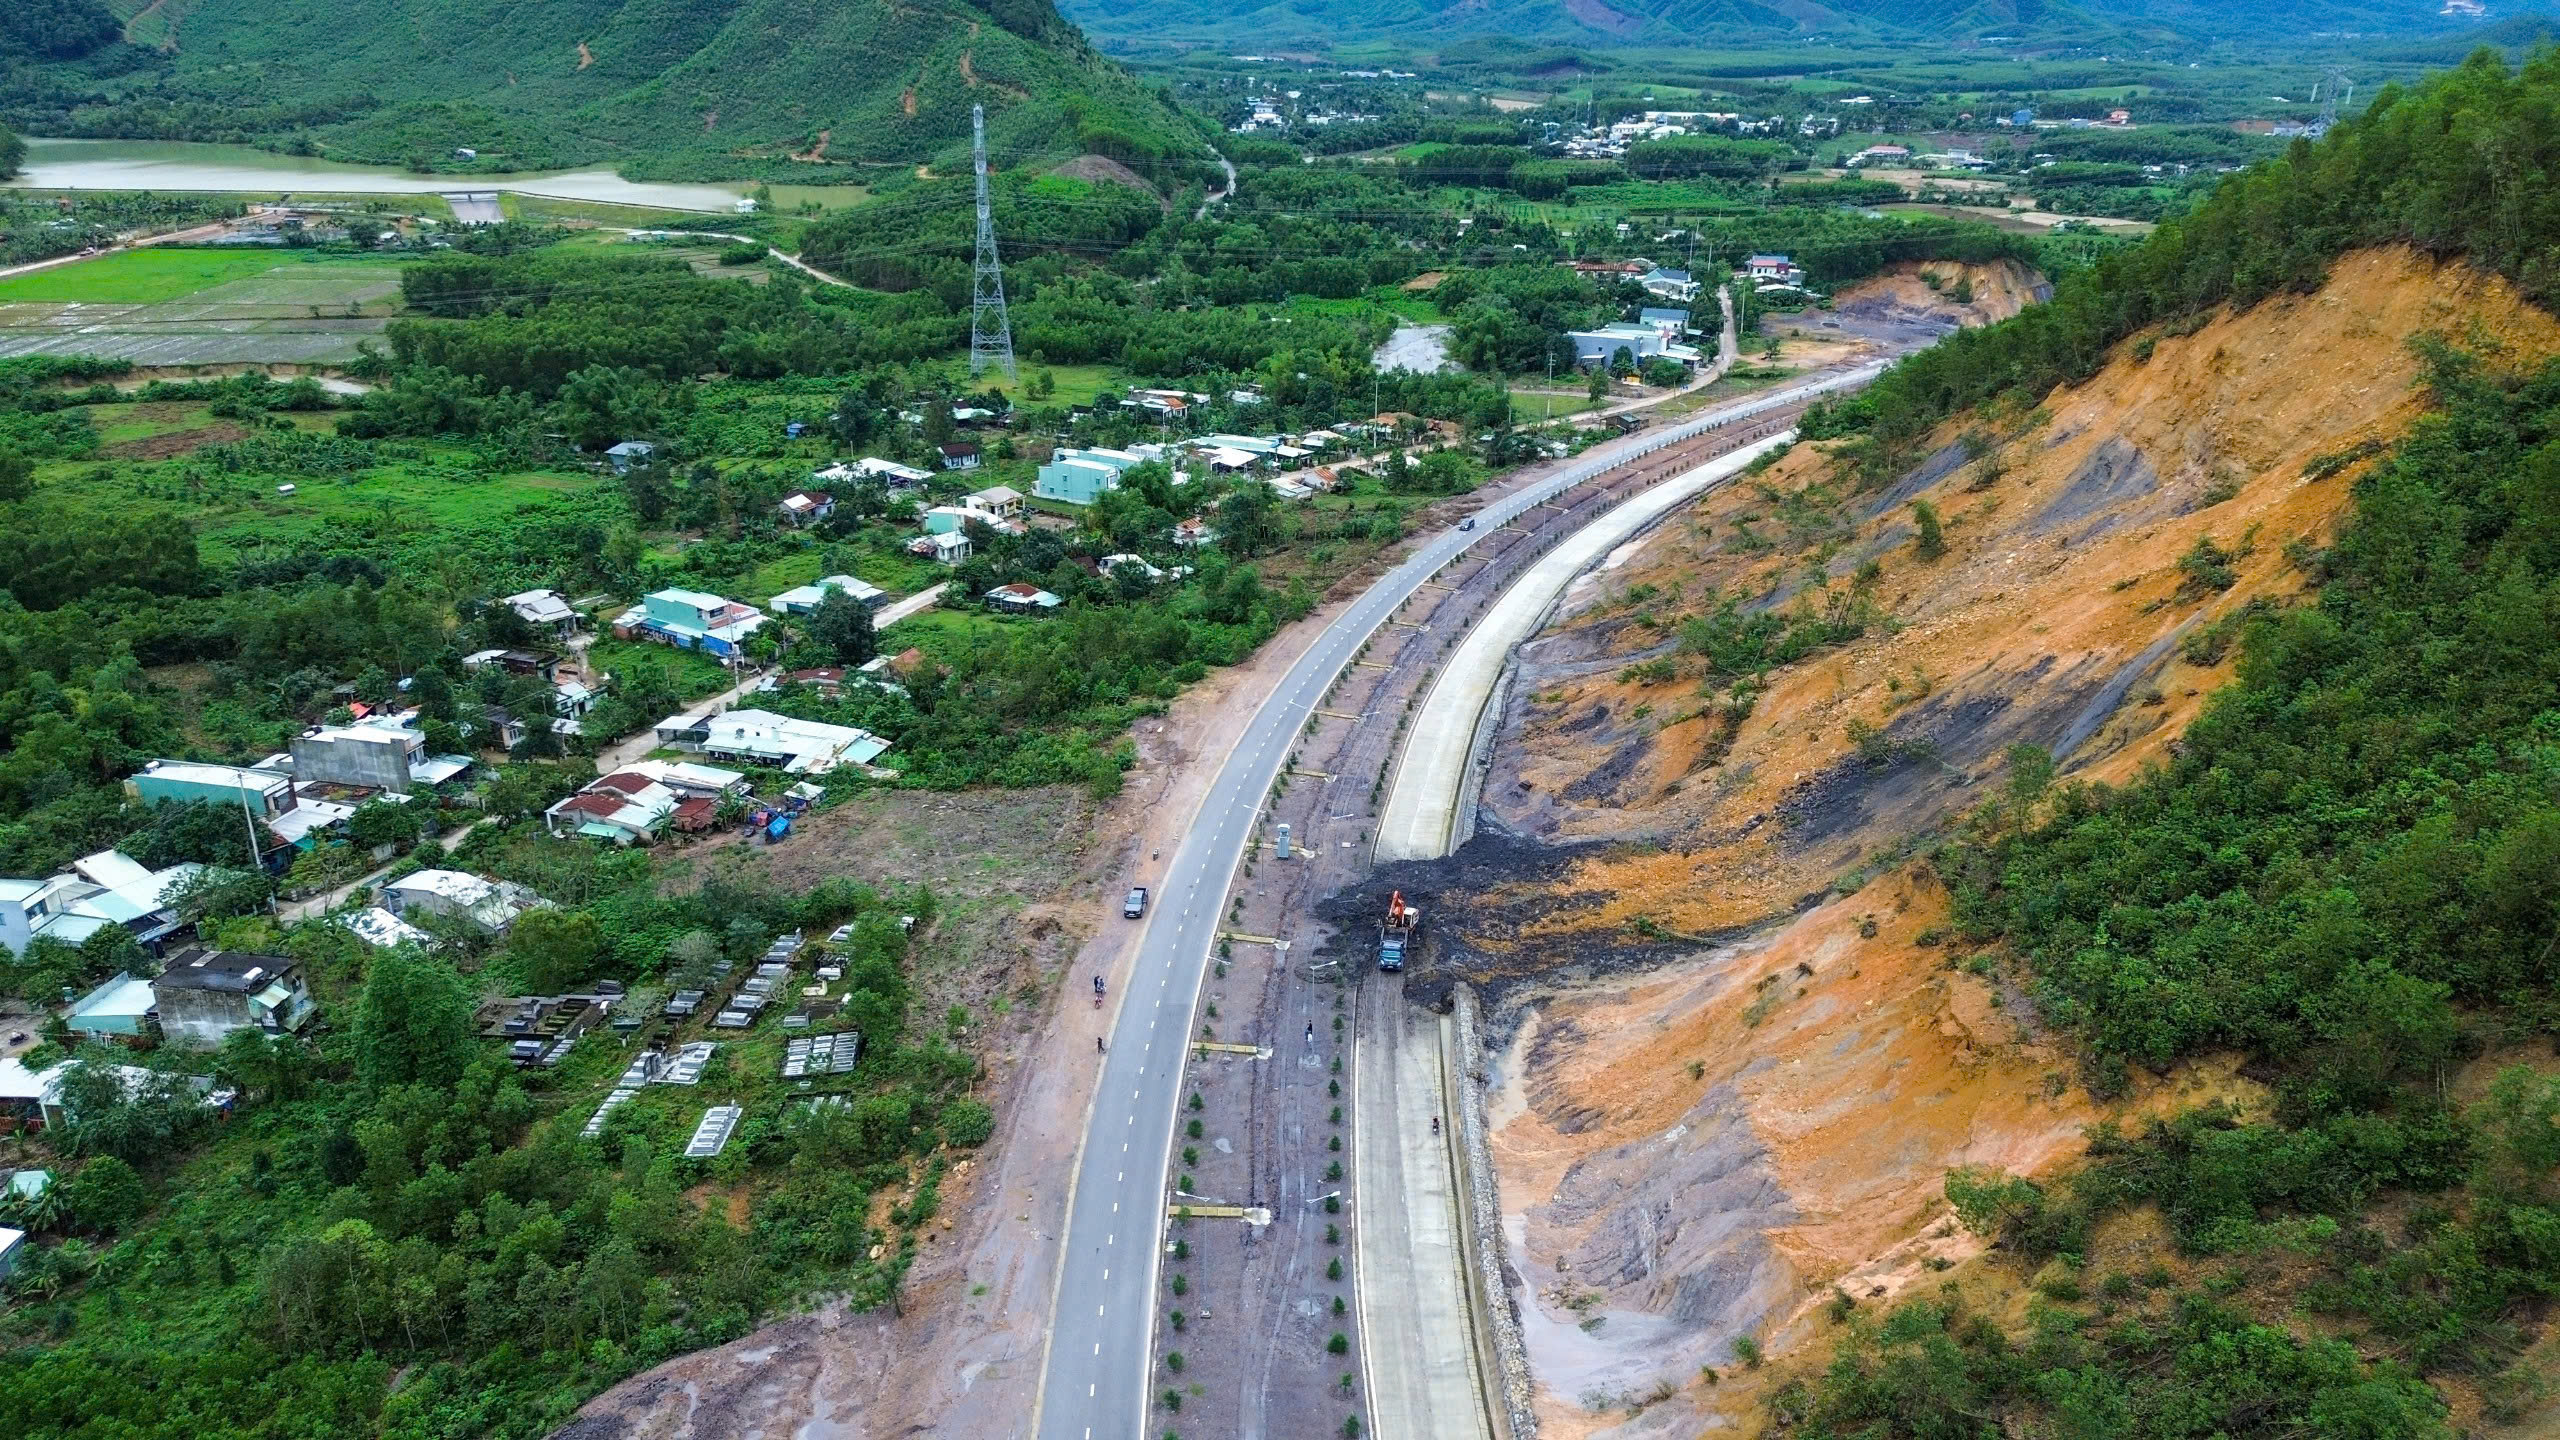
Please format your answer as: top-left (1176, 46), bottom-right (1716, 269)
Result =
top-left (969, 104), bottom-right (1017, 381)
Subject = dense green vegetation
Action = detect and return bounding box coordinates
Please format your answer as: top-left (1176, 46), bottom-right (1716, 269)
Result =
top-left (1773, 50), bottom-right (2560, 1438)
top-left (1064, 0), bottom-right (2463, 50)
top-left (0, 16), bottom-right (2441, 1439)
top-left (0, 869), bottom-right (981, 1440)
top-left (1, 0), bottom-right (1208, 183)
top-left (1804, 51), bottom-right (2560, 458)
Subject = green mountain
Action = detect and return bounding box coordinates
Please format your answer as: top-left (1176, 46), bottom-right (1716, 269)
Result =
top-left (1059, 0), bottom-right (2479, 51)
top-left (1, 0), bottom-right (1211, 180)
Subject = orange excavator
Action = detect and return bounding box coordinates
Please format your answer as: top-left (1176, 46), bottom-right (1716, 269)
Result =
top-left (1379, 890), bottom-right (1419, 973)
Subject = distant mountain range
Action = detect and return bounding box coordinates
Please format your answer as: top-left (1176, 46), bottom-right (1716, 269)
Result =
top-left (2, 0), bottom-right (1209, 179)
top-left (1059, 0), bottom-right (2489, 51)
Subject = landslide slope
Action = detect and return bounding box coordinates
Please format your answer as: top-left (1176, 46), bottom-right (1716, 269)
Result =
top-left (1448, 246), bottom-right (2560, 1438)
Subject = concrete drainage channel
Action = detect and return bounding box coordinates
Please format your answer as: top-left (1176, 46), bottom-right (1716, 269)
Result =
top-left (1129, 362), bottom-right (1886, 1440)
top-left (1346, 376), bottom-right (1888, 1440)
top-left (1374, 429), bottom-right (1799, 863)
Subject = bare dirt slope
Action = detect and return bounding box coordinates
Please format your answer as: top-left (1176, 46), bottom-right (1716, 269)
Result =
top-left (1484, 246), bottom-right (2560, 940)
top-left (1829, 257), bottom-right (2049, 328)
top-left (1427, 247), bottom-right (2560, 1439)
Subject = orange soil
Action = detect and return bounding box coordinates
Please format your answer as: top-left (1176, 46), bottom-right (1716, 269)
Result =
top-left (1506, 246), bottom-right (2560, 942)
top-left (1493, 875), bottom-right (2260, 1437)
top-left (1481, 247), bottom-right (2560, 1436)
top-left (1832, 257), bottom-right (2046, 325)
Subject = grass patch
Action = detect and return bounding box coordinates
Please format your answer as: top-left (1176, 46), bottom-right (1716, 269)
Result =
top-left (583, 637), bottom-right (736, 699)
top-left (0, 248), bottom-right (347, 304)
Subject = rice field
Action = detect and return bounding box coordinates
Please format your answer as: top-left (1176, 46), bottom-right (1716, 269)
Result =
top-left (0, 250), bottom-right (407, 366)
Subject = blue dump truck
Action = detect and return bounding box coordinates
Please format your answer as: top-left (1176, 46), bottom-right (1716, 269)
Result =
top-left (1379, 891), bottom-right (1417, 972)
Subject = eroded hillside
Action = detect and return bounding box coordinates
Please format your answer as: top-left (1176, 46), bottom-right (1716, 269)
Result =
top-left (1427, 247), bottom-right (2560, 1438)
top-left (1486, 247), bottom-right (2560, 941)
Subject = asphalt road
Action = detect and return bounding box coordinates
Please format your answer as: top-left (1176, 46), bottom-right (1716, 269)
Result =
top-left (1029, 360), bottom-right (1889, 1440)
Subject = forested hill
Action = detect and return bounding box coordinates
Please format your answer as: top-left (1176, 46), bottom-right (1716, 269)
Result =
top-left (1063, 0), bottom-right (2470, 50)
top-left (0, 0), bottom-right (1210, 181)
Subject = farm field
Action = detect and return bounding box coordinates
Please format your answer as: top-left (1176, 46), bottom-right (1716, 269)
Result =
top-left (0, 251), bottom-right (407, 365)
top-left (32, 425), bottom-right (610, 561)
top-left (0, 248), bottom-right (294, 303)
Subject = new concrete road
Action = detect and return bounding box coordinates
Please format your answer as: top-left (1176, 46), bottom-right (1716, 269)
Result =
top-left (1352, 979), bottom-right (1491, 1440)
top-left (1031, 360), bottom-right (1889, 1440)
top-left (1375, 429), bottom-right (1802, 862)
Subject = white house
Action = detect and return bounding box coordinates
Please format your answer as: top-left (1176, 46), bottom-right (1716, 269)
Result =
top-left (380, 870), bottom-right (548, 934)
top-left (769, 574), bottom-right (885, 615)
top-left (908, 531), bottom-right (973, 565)
top-left (694, 709), bottom-right (889, 774)
top-left (500, 589), bottom-right (581, 636)
top-left (778, 490), bottom-right (836, 526)
top-left (962, 485), bottom-right (1024, 520)
top-left (1745, 253), bottom-right (1807, 286)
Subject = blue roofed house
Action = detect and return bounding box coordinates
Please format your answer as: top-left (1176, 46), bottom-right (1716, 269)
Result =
top-left (1, 851), bottom-right (202, 958)
top-left (125, 759), bottom-right (293, 818)
top-left (1036, 447), bottom-right (1148, 506)
top-left (768, 575), bottom-right (885, 616)
top-left (67, 972), bottom-right (159, 1039)
top-left (611, 589), bottom-right (768, 659)
top-left (1639, 306), bottom-right (1694, 334)
top-left (604, 440), bottom-right (657, 474)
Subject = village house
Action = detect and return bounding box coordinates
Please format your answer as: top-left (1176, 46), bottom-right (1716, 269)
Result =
top-left (603, 440), bottom-right (657, 474)
top-left (1569, 318), bottom-right (1701, 369)
top-left (1036, 446), bottom-right (1147, 505)
top-left (937, 442), bottom-right (982, 471)
top-left (153, 948), bottom-right (316, 1048)
top-left (656, 709), bottom-right (889, 774)
top-left (289, 716), bottom-right (471, 794)
top-left (500, 589), bottom-right (581, 637)
top-left (0, 1056), bottom-right (221, 1134)
top-left (1639, 266), bottom-right (1700, 303)
top-left (123, 759), bottom-right (349, 853)
top-left (962, 484), bottom-right (1024, 521)
top-left (461, 648), bottom-right (559, 680)
top-left (380, 869), bottom-right (549, 935)
top-left (342, 905), bottom-right (436, 950)
top-left (66, 973), bottom-right (157, 1040)
top-left (985, 582), bottom-right (1064, 615)
top-left (778, 490), bottom-right (836, 526)
top-left (907, 530), bottom-right (973, 565)
top-left (1745, 252), bottom-right (1808, 286)
top-left (545, 771), bottom-right (686, 844)
top-left (767, 574), bottom-right (885, 615)
top-left (845, 456), bottom-right (933, 488)
top-left (611, 588), bottom-right (768, 659)
top-left (0, 850), bottom-right (202, 957)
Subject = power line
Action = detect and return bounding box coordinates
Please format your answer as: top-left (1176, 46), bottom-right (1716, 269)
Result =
top-left (969, 105), bottom-right (1017, 382)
